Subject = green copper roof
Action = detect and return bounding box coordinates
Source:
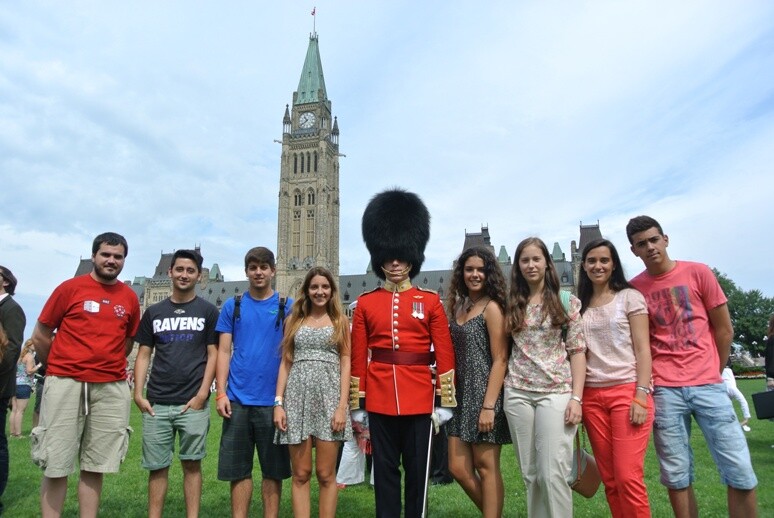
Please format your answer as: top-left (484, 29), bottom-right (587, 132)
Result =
top-left (295, 35), bottom-right (327, 105)
top-left (497, 245), bottom-right (510, 265)
top-left (551, 242), bottom-right (565, 261)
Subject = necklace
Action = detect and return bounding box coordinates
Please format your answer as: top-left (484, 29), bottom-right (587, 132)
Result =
top-left (464, 295), bottom-right (488, 313)
top-left (309, 313), bottom-right (328, 322)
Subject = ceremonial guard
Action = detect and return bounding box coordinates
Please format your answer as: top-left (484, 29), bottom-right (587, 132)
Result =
top-left (350, 189), bottom-right (457, 518)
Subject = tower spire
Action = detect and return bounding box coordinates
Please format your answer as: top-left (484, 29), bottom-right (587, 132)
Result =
top-left (295, 34), bottom-right (327, 105)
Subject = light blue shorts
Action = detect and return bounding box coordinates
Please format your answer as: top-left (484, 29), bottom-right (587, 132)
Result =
top-left (141, 403), bottom-right (210, 470)
top-left (652, 383), bottom-right (757, 490)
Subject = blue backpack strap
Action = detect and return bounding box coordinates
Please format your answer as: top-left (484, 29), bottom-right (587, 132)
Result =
top-left (231, 294), bottom-right (242, 347)
top-left (275, 296), bottom-right (287, 331)
top-left (233, 294), bottom-right (242, 323)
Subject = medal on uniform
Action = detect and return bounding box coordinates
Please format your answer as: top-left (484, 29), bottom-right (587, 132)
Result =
top-left (413, 302), bottom-right (425, 320)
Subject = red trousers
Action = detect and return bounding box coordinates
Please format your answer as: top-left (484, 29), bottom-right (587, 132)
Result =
top-left (582, 383), bottom-right (653, 518)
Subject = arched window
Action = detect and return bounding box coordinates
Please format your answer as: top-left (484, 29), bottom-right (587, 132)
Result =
top-left (305, 209), bottom-right (315, 257)
top-left (293, 154), bottom-right (297, 174)
top-left (314, 151), bottom-right (318, 172)
top-left (306, 152), bottom-right (311, 173)
top-left (300, 153), bottom-right (305, 173)
top-left (293, 190), bottom-right (303, 206)
top-left (292, 210), bottom-right (301, 257)
top-left (307, 189), bottom-right (315, 205)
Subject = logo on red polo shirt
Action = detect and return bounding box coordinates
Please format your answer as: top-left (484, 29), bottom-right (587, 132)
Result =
top-left (114, 305), bottom-right (127, 318)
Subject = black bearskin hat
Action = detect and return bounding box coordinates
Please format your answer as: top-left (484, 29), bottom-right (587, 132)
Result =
top-left (362, 188), bottom-right (430, 280)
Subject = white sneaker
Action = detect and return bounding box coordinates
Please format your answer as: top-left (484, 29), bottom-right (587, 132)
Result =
top-left (742, 424), bottom-right (751, 432)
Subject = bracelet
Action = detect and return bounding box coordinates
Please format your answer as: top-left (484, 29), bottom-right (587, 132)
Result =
top-left (215, 393), bottom-right (228, 401)
top-left (636, 385), bottom-right (651, 395)
top-left (273, 397), bottom-right (284, 408)
top-left (570, 395), bottom-right (582, 405)
top-left (632, 398), bottom-right (649, 409)
top-left (481, 406), bottom-right (495, 411)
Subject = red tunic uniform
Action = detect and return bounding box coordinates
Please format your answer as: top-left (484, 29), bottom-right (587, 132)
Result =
top-left (350, 279), bottom-right (456, 415)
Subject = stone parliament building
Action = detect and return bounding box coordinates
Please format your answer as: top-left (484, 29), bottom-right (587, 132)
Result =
top-left (74, 33), bottom-right (603, 317)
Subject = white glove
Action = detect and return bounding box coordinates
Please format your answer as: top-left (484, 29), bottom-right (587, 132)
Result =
top-left (431, 407), bottom-right (453, 434)
top-left (351, 409), bottom-right (368, 424)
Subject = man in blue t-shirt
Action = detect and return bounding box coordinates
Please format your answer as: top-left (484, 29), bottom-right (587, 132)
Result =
top-left (215, 247), bottom-right (291, 518)
top-left (134, 249), bottom-right (219, 518)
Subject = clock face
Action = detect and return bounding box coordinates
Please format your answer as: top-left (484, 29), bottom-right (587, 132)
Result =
top-left (299, 112), bottom-right (316, 129)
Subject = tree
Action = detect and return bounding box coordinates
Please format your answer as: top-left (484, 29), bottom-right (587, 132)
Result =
top-left (713, 269), bottom-right (774, 356)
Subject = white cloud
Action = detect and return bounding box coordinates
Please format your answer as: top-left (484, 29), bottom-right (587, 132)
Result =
top-left (2, 1), bottom-right (774, 339)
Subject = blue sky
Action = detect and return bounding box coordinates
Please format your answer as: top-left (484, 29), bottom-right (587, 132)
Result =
top-left (2, 1), bottom-right (774, 335)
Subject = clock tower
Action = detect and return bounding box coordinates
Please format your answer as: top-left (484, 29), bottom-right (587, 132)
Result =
top-left (276, 33), bottom-right (341, 297)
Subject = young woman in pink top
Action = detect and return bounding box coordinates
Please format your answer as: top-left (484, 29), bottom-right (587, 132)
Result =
top-left (577, 238), bottom-right (653, 518)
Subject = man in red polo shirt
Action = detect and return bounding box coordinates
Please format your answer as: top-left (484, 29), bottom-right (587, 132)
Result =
top-left (32, 232), bottom-right (140, 518)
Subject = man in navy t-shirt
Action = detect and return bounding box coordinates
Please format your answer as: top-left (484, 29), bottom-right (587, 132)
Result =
top-left (134, 249), bottom-right (219, 518)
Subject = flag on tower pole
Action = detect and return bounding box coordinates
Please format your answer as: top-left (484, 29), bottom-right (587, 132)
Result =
top-left (311, 7), bottom-right (315, 16)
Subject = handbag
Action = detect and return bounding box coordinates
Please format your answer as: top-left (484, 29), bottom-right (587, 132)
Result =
top-left (752, 390), bottom-right (774, 419)
top-left (568, 425), bottom-right (602, 498)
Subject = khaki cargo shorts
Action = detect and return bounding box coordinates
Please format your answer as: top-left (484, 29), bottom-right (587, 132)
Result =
top-left (31, 376), bottom-right (132, 477)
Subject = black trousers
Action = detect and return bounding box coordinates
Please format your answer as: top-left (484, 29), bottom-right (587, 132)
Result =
top-left (0, 397), bottom-right (9, 513)
top-left (369, 412), bottom-right (433, 518)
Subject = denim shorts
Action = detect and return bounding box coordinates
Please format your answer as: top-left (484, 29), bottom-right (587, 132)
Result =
top-left (141, 403), bottom-right (210, 470)
top-left (652, 383), bottom-right (757, 490)
top-left (15, 383), bottom-right (32, 399)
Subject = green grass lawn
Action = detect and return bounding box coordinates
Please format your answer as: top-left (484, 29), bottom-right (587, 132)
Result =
top-left (3, 379), bottom-right (772, 516)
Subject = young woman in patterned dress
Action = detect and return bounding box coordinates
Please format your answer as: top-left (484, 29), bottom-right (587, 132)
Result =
top-left (273, 267), bottom-right (352, 518)
top-left (503, 237), bottom-right (586, 518)
top-left (445, 246), bottom-right (511, 517)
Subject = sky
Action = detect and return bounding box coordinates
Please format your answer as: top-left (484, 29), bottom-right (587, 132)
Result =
top-left (2, 1), bottom-right (774, 336)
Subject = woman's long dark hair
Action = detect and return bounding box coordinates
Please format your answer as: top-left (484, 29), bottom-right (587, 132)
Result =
top-left (506, 237), bottom-right (568, 333)
top-left (446, 246), bottom-right (507, 317)
top-left (577, 238), bottom-right (632, 314)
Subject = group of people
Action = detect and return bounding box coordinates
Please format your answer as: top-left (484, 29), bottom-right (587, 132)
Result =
top-left (0, 190), bottom-right (763, 518)
top-left (443, 215), bottom-right (759, 518)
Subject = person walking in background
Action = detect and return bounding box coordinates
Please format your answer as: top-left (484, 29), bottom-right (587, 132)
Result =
top-left (10, 340), bottom-right (41, 438)
top-left (503, 237), bottom-right (586, 518)
top-left (214, 247), bottom-right (292, 518)
top-left (31, 232), bottom-right (141, 518)
top-left (577, 238), bottom-right (653, 518)
top-left (133, 249), bottom-right (220, 518)
top-left (273, 267), bottom-right (352, 518)
top-left (32, 346), bottom-right (46, 429)
top-left (445, 246), bottom-right (511, 518)
top-left (626, 215), bottom-right (757, 518)
top-left (722, 360), bottom-right (752, 432)
top-left (0, 265), bottom-right (26, 515)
